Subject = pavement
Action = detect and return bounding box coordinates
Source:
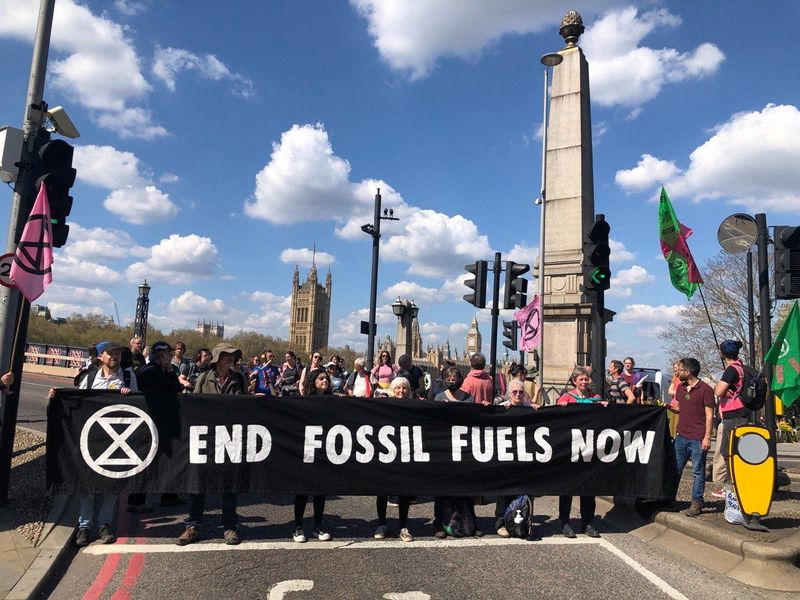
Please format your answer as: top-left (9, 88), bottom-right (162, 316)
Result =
top-left (2, 441), bottom-right (800, 598)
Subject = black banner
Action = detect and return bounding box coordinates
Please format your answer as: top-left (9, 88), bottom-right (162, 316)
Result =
top-left (46, 390), bottom-right (679, 498)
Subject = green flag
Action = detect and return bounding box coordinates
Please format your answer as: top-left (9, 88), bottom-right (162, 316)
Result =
top-left (658, 187), bottom-right (703, 299)
top-left (764, 301), bottom-right (800, 406)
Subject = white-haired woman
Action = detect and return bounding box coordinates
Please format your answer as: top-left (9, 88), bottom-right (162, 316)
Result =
top-left (344, 357), bottom-right (372, 397)
top-left (373, 377), bottom-right (415, 542)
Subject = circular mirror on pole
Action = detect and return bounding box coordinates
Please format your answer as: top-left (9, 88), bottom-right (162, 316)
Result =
top-left (718, 213), bottom-right (758, 253)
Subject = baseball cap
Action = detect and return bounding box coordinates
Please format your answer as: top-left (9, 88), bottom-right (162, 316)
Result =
top-left (96, 341), bottom-right (122, 354)
top-left (150, 341), bottom-right (174, 356)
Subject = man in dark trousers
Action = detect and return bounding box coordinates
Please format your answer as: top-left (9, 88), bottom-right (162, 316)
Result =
top-left (126, 341), bottom-right (185, 513)
top-left (667, 357), bottom-right (715, 517)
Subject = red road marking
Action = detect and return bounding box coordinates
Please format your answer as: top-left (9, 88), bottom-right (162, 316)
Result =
top-left (81, 553), bottom-right (122, 600)
top-left (110, 553), bottom-right (145, 600)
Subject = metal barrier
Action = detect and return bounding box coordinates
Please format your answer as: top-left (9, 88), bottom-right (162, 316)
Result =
top-left (25, 342), bottom-right (88, 369)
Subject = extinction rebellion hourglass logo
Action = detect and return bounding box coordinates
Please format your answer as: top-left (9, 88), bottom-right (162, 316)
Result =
top-left (80, 404), bottom-right (159, 479)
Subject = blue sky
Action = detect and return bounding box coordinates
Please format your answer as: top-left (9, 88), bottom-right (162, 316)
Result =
top-left (0, 1), bottom-right (798, 371)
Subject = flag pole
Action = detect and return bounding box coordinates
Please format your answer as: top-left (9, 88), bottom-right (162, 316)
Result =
top-left (698, 287), bottom-right (725, 370)
top-left (8, 298), bottom-right (29, 370)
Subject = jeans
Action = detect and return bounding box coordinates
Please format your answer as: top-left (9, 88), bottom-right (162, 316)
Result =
top-left (674, 435), bottom-right (706, 503)
top-left (721, 415), bottom-right (749, 459)
top-left (185, 493), bottom-right (238, 529)
top-left (78, 494), bottom-right (116, 530)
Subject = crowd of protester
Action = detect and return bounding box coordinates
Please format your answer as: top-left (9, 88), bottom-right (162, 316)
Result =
top-left (63, 334), bottom-right (761, 547)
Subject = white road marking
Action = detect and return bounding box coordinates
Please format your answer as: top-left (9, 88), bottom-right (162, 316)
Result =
top-left (598, 539), bottom-right (688, 600)
top-left (268, 579), bottom-right (314, 599)
top-left (83, 537), bottom-right (597, 555)
top-left (383, 592), bottom-right (431, 600)
top-left (81, 535), bottom-right (687, 598)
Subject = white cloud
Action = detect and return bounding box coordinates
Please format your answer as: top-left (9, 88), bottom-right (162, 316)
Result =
top-left (505, 242), bottom-right (538, 267)
top-left (74, 145), bottom-right (147, 189)
top-left (614, 154), bottom-right (680, 192)
top-left (45, 284), bottom-right (114, 309)
top-left (104, 186), bottom-right (180, 225)
top-left (609, 238), bottom-right (634, 263)
top-left (246, 123), bottom-right (492, 279)
top-left (159, 172), bottom-right (180, 184)
top-left (126, 234), bottom-right (221, 284)
top-left (168, 291), bottom-right (225, 316)
top-left (616, 303), bottom-right (684, 323)
top-left (152, 46), bottom-right (255, 99)
top-left (616, 104), bottom-right (800, 213)
top-left (583, 7), bottom-right (724, 113)
top-left (113, 0), bottom-right (147, 17)
top-left (47, 302), bottom-right (106, 318)
top-left (607, 265), bottom-right (655, 298)
top-left (330, 304), bottom-right (396, 348)
top-left (0, 1), bottom-right (164, 138)
top-left (280, 248), bottom-right (335, 268)
top-left (64, 223), bottom-right (148, 261)
top-left (351, 0), bottom-right (613, 80)
top-left (383, 281), bottom-right (441, 303)
top-left (52, 254), bottom-right (121, 287)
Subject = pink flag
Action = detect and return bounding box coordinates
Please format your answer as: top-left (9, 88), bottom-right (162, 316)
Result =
top-left (515, 294), bottom-right (541, 352)
top-left (10, 183), bottom-right (53, 302)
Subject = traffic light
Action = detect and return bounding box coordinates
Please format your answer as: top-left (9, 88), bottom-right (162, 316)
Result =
top-left (774, 226), bottom-right (800, 299)
top-left (463, 260), bottom-right (488, 308)
top-left (584, 214), bottom-right (611, 292)
top-left (503, 261), bottom-right (530, 310)
top-left (502, 320), bottom-right (518, 351)
top-left (37, 139), bottom-right (76, 248)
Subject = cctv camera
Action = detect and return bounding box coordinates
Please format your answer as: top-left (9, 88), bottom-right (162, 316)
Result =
top-left (46, 106), bottom-right (80, 139)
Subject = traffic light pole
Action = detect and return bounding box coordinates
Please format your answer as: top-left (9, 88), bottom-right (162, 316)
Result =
top-left (489, 252), bottom-right (502, 397)
top-left (365, 190), bottom-right (382, 371)
top-left (591, 290), bottom-right (605, 399)
top-left (756, 213), bottom-right (775, 439)
top-left (0, 0), bottom-right (55, 504)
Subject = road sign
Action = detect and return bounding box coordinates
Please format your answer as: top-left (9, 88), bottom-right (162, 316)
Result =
top-left (0, 253), bottom-right (15, 289)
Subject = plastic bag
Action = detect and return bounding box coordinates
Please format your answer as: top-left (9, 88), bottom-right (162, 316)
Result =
top-left (724, 485), bottom-right (746, 525)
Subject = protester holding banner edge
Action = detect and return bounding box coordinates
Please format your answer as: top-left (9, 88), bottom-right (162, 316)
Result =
top-left (292, 368), bottom-right (334, 543)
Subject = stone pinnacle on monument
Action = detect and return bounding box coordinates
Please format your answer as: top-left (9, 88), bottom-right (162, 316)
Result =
top-left (559, 10), bottom-right (584, 48)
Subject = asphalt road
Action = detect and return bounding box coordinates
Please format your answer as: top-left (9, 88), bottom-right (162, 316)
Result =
top-left (45, 495), bottom-right (788, 600)
top-left (13, 371), bottom-right (72, 434)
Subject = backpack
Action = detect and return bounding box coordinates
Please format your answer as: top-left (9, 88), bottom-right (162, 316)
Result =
top-left (731, 361), bottom-right (767, 412)
top-left (503, 495), bottom-right (533, 538)
top-left (440, 497), bottom-right (476, 537)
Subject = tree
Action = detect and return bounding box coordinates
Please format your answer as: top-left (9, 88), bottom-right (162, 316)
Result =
top-left (659, 250), bottom-right (786, 381)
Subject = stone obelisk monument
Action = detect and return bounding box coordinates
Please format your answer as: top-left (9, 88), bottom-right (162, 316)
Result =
top-left (540, 11), bottom-right (596, 400)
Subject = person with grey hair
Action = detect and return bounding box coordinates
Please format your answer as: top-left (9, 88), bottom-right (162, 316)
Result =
top-left (556, 366), bottom-right (603, 539)
top-left (344, 357), bottom-right (372, 397)
top-left (373, 376), bottom-right (416, 541)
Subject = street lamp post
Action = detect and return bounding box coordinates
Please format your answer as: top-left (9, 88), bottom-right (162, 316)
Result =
top-left (362, 189), bottom-right (398, 370)
top-left (133, 279), bottom-right (151, 346)
top-left (535, 51), bottom-right (563, 399)
top-left (391, 298), bottom-right (418, 358)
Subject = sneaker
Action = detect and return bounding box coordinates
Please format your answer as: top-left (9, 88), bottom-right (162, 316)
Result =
top-left (176, 525), bottom-right (200, 546)
top-left (562, 523), bottom-right (577, 539)
top-left (399, 527), bottom-right (414, 542)
top-left (99, 524), bottom-right (116, 544)
top-left (75, 528), bottom-right (91, 547)
top-left (224, 529), bottom-right (240, 545)
top-left (711, 488), bottom-right (726, 499)
top-left (473, 528), bottom-right (484, 538)
top-left (526, 532), bottom-right (542, 542)
top-left (685, 501), bottom-right (702, 518)
top-left (313, 527), bottom-right (332, 541)
top-left (374, 524), bottom-right (388, 539)
top-left (434, 529), bottom-right (446, 539)
top-left (582, 524), bottom-right (600, 538)
top-left (496, 526), bottom-right (510, 538)
top-left (292, 527), bottom-right (307, 543)
top-left (125, 503), bottom-right (154, 513)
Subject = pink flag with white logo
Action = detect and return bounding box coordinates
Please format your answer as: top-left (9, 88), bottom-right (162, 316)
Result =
top-left (10, 183), bottom-right (53, 302)
top-left (515, 294), bottom-right (541, 352)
